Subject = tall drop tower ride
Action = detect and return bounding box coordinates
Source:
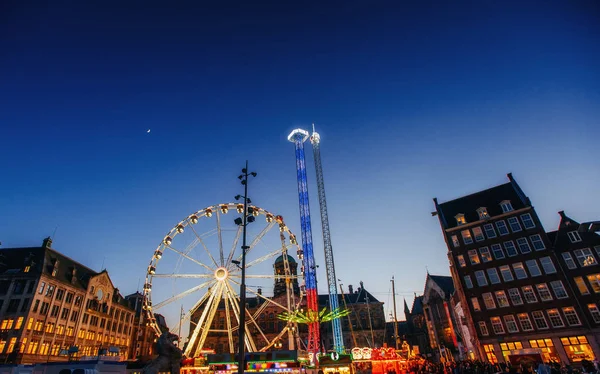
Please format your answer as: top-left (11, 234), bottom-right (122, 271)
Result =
top-left (310, 125), bottom-right (344, 353)
top-left (288, 129), bottom-right (320, 357)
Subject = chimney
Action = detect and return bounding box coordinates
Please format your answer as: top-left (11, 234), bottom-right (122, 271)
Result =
top-left (42, 237), bottom-right (53, 249)
top-left (348, 285), bottom-right (353, 294)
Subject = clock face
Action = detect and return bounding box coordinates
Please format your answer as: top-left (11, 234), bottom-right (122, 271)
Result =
top-left (97, 289), bottom-right (104, 301)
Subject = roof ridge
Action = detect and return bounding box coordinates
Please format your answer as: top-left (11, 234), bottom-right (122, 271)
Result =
top-left (437, 181), bottom-right (512, 206)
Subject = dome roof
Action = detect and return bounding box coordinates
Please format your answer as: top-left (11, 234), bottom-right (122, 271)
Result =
top-left (274, 254), bottom-right (296, 264)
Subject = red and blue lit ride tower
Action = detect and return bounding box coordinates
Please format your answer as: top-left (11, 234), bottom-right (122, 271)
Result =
top-left (288, 129), bottom-right (320, 358)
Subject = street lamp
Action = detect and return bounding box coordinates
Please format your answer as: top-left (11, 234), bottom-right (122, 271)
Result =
top-left (235, 161), bottom-right (257, 374)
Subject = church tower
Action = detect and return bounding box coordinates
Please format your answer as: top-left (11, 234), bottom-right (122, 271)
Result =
top-left (273, 254), bottom-right (300, 298)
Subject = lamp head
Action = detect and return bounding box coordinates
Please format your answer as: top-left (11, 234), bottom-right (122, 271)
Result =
top-left (234, 217), bottom-right (243, 226)
top-left (250, 172), bottom-right (257, 177)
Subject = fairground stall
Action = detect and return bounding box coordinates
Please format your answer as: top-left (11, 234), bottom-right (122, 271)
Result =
top-left (317, 352), bottom-right (353, 374)
top-left (181, 349), bottom-right (214, 374)
top-left (208, 351), bottom-right (302, 374)
top-left (351, 347), bottom-right (407, 374)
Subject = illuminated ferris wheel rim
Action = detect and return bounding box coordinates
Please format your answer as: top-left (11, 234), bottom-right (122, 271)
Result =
top-left (142, 202), bottom-right (306, 356)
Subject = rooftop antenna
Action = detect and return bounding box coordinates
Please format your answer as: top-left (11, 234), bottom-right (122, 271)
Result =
top-left (51, 225), bottom-right (59, 241)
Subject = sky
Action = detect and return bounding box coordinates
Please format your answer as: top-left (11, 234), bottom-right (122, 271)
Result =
top-left (1, 0), bottom-right (599, 328)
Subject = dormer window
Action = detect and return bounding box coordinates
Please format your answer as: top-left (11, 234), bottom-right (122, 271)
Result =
top-left (455, 214), bottom-right (467, 226)
top-left (477, 207), bottom-right (490, 220)
top-left (500, 200), bottom-right (513, 213)
top-left (24, 266), bottom-right (30, 273)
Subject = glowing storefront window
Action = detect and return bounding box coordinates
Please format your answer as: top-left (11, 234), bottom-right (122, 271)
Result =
top-left (529, 339), bottom-right (560, 363)
top-left (483, 344), bottom-right (498, 364)
top-left (500, 341), bottom-right (523, 361)
top-left (560, 336), bottom-right (594, 363)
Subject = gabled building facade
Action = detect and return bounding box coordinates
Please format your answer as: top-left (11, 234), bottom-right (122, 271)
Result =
top-left (433, 174), bottom-right (600, 365)
top-left (422, 274), bottom-right (459, 361)
top-left (0, 238), bottom-right (136, 364)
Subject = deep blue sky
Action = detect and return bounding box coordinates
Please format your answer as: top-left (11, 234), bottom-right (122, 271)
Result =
top-left (1, 1), bottom-right (599, 325)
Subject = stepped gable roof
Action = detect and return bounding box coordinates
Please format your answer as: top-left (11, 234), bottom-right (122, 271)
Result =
top-left (429, 275), bottom-right (455, 296)
top-left (547, 211), bottom-right (600, 253)
top-left (0, 243), bottom-right (97, 290)
top-left (411, 295), bottom-right (424, 315)
top-left (436, 174), bottom-right (529, 230)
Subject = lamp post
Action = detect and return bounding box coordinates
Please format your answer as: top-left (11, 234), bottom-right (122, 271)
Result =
top-left (234, 161), bottom-right (257, 374)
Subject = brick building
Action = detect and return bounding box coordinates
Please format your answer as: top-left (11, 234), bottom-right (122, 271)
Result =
top-left (432, 174), bottom-right (600, 364)
top-left (0, 238), bottom-right (136, 364)
top-left (125, 291), bottom-right (168, 360)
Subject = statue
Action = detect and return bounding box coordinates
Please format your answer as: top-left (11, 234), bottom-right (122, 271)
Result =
top-left (143, 331), bottom-right (184, 374)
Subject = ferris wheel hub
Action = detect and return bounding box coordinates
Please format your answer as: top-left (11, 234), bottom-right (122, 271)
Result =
top-left (214, 267), bottom-right (229, 281)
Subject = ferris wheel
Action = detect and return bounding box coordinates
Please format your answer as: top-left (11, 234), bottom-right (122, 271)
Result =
top-left (142, 203), bottom-right (305, 357)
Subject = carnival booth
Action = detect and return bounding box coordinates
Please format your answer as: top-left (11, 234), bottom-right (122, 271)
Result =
top-left (208, 350), bottom-right (302, 374)
top-left (181, 350), bottom-right (214, 374)
top-left (351, 347), bottom-right (407, 374)
top-left (317, 352), bottom-right (353, 374)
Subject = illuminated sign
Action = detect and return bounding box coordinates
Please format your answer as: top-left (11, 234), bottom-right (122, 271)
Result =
top-left (351, 347), bottom-right (399, 361)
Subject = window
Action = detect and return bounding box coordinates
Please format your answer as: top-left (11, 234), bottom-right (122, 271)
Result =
top-left (471, 297), bottom-right (481, 311)
top-left (457, 255), bottom-right (467, 268)
top-left (483, 224), bottom-right (497, 239)
top-left (522, 286), bottom-right (538, 303)
top-left (479, 247), bottom-right (492, 262)
top-left (461, 230), bottom-right (473, 244)
top-left (495, 291), bottom-right (510, 308)
top-left (473, 227), bottom-right (485, 242)
top-left (499, 265), bottom-right (514, 282)
top-left (468, 250), bottom-right (481, 265)
top-left (487, 268), bottom-right (501, 284)
top-left (478, 321), bottom-right (489, 336)
top-left (547, 309), bottom-right (565, 328)
top-left (532, 311), bottom-right (549, 329)
top-left (587, 304), bottom-right (600, 323)
top-left (45, 285), bottom-right (55, 297)
top-left (61, 308), bottom-right (69, 320)
top-left (6, 299), bottom-right (20, 314)
top-left (482, 293), bottom-right (496, 309)
top-left (562, 253), bottom-right (577, 269)
top-left (562, 307), bottom-right (581, 326)
top-left (574, 277), bottom-right (590, 295)
top-left (477, 207), bottom-right (489, 220)
top-left (596, 245), bottom-right (600, 259)
top-left (508, 288), bottom-right (523, 305)
top-left (504, 241), bottom-right (518, 257)
top-left (50, 305), bottom-right (59, 317)
top-left (56, 289), bottom-right (65, 301)
top-left (455, 214), bottom-right (466, 226)
top-left (491, 244), bottom-right (505, 259)
top-left (518, 313), bottom-right (534, 331)
top-left (464, 275), bottom-right (473, 289)
top-left (550, 281), bottom-right (568, 299)
top-left (65, 292), bottom-right (74, 304)
top-left (540, 257), bottom-right (557, 274)
top-left (503, 315), bottom-right (519, 333)
top-left (507, 217), bottom-right (522, 232)
top-left (512, 263), bottom-right (528, 279)
top-left (560, 336), bottom-right (595, 363)
top-left (529, 234), bottom-right (545, 251)
top-left (451, 235), bottom-right (460, 248)
top-left (525, 260), bottom-right (542, 277)
top-left (40, 302), bottom-right (49, 315)
top-left (587, 274), bottom-right (600, 293)
top-left (574, 248), bottom-right (597, 267)
top-left (496, 220), bottom-right (509, 236)
top-left (520, 213), bottom-right (535, 229)
top-left (483, 344), bottom-right (498, 363)
top-left (38, 282), bottom-right (45, 294)
top-left (536, 284), bottom-right (553, 301)
top-left (516, 238), bottom-right (532, 254)
top-left (475, 270), bottom-right (488, 286)
top-left (490, 317), bottom-right (505, 334)
top-left (567, 231), bottom-right (582, 243)
top-left (500, 200), bottom-right (513, 213)
top-left (15, 317), bottom-right (23, 330)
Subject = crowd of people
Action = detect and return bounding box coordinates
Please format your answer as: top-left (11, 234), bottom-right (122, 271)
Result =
top-left (405, 359), bottom-right (600, 374)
